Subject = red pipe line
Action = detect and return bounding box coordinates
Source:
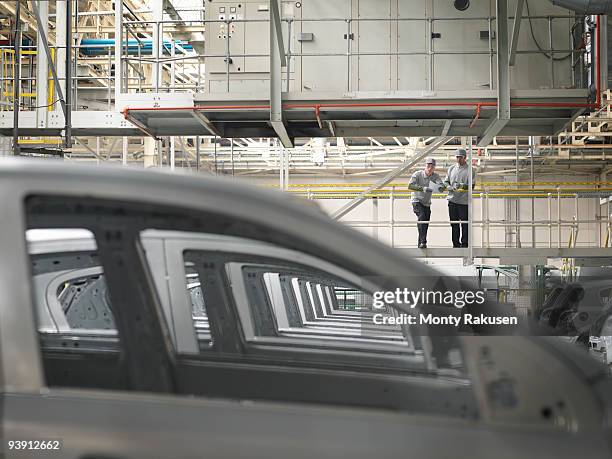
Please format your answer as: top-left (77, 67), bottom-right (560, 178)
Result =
top-left (123, 100), bottom-right (594, 118)
top-left (469, 103), bottom-right (482, 129)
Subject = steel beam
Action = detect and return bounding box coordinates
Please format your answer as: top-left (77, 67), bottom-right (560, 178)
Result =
top-left (35, 1), bottom-right (49, 129)
top-left (74, 137), bottom-right (105, 161)
top-left (152, 0), bottom-right (164, 91)
top-left (270, 0), bottom-right (292, 148)
top-left (508, 0), bottom-right (524, 67)
top-left (269, 0), bottom-right (286, 67)
top-left (478, 0), bottom-right (510, 147)
top-left (332, 136), bottom-right (452, 220)
top-left (191, 110), bottom-right (222, 137)
top-left (56, 0), bottom-right (67, 99)
top-left (12, 0), bottom-right (20, 155)
top-left (65, 0), bottom-right (73, 148)
top-left (441, 119), bottom-right (452, 136)
top-left (115, 0), bottom-right (123, 103)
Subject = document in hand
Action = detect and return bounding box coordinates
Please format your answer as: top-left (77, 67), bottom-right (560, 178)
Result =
top-left (428, 181), bottom-right (444, 192)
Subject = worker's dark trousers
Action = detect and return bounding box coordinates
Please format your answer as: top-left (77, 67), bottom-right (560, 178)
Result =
top-left (448, 201), bottom-right (468, 247)
top-left (412, 202), bottom-right (431, 246)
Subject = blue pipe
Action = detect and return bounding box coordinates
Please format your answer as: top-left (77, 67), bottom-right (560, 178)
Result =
top-left (79, 38), bottom-right (193, 56)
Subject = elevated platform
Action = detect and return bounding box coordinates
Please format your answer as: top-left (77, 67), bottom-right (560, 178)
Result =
top-left (0, 89), bottom-right (591, 140)
top-left (0, 110), bottom-right (141, 137)
top-left (399, 247), bottom-right (612, 265)
top-left (119, 89), bottom-right (590, 140)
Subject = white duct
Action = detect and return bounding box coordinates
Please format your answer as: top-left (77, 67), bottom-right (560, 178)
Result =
top-left (550, 0), bottom-right (612, 14)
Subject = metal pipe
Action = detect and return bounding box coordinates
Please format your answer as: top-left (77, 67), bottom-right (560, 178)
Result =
top-left (196, 136), bottom-right (200, 172)
top-left (548, 17), bottom-right (555, 88)
top-left (12, 0), bottom-right (21, 155)
top-left (574, 193), bottom-right (580, 246)
top-left (486, 191), bottom-right (490, 248)
top-left (558, 187), bottom-right (562, 248)
top-left (530, 137), bottom-right (535, 246)
top-left (606, 196), bottom-right (612, 247)
top-left (389, 186), bottom-right (395, 247)
top-left (468, 139), bottom-right (473, 258)
top-left (481, 192), bottom-right (485, 247)
top-left (214, 136), bottom-right (217, 174)
top-left (65, 0), bottom-right (72, 148)
top-left (427, 18), bottom-right (433, 91)
top-left (286, 19), bottom-right (292, 92)
top-left (515, 137), bottom-right (521, 247)
top-left (548, 192), bottom-right (553, 247)
top-left (596, 195), bottom-right (601, 247)
top-left (107, 48), bottom-right (112, 110)
top-left (225, 20), bottom-right (230, 93)
top-left (488, 17), bottom-right (494, 89)
top-left (122, 136), bottom-right (128, 166)
top-left (114, 0), bottom-right (123, 103)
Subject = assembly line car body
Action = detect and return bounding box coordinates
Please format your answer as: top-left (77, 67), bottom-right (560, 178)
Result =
top-left (1, 159), bottom-right (612, 459)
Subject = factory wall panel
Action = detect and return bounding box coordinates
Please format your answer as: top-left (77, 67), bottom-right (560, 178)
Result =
top-left (397, 0), bottom-right (428, 91)
top-left (300, 0), bottom-right (351, 92)
top-left (244, 3), bottom-right (271, 73)
top-left (204, 0), bottom-right (580, 94)
top-left (356, 0), bottom-right (392, 91)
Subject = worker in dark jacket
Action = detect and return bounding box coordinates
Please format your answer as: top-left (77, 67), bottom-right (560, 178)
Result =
top-left (444, 148), bottom-right (476, 248)
top-left (409, 157), bottom-right (445, 249)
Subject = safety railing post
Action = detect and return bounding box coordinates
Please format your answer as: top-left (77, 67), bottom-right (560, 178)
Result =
top-left (607, 197), bottom-right (611, 247)
top-left (557, 187), bottom-right (562, 248)
top-left (574, 193), bottom-right (579, 247)
top-left (548, 192), bottom-right (552, 248)
top-left (480, 192), bottom-right (485, 248)
top-left (389, 186), bottom-right (395, 248)
top-left (225, 19), bottom-right (231, 92)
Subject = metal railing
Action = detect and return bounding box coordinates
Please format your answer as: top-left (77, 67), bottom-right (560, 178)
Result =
top-left (281, 182), bottom-right (612, 250)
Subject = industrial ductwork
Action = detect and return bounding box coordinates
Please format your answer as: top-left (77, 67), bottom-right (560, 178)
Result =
top-left (550, 0), bottom-right (612, 14)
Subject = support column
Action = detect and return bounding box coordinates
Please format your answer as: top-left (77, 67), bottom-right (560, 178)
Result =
top-left (270, 0), bottom-right (292, 148)
top-left (12, 0), bottom-right (21, 155)
top-left (122, 136), bottom-right (128, 166)
top-left (152, 0), bottom-right (164, 91)
top-left (114, 0), bottom-right (123, 103)
top-left (56, 0), bottom-right (67, 99)
top-left (478, 0), bottom-right (510, 147)
top-left (35, 1), bottom-right (49, 129)
top-left (599, 15), bottom-right (608, 92)
top-left (0, 137), bottom-right (11, 156)
top-left (144, 137), bottom-right (156, 168)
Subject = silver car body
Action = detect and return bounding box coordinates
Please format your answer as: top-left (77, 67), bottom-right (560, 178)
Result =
top-left (0, 159), bottom-right (611, 458)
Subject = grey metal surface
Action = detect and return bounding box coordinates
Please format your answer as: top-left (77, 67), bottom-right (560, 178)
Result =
top-left (3, 388), bottom-right (610, 459)
top-left (478, 0), bottom-right (511, 147)
top-left (1, 159), bottom-right (611, 457)
top-left (551, 0), bottom-right (612, 14)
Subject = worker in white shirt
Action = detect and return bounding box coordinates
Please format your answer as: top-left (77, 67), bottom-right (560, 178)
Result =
top-left (443, 148), bottom-right (476, 248)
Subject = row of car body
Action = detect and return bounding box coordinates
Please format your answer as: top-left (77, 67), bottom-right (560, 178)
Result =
top-left (1, 159), bottom-right (611, 458)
